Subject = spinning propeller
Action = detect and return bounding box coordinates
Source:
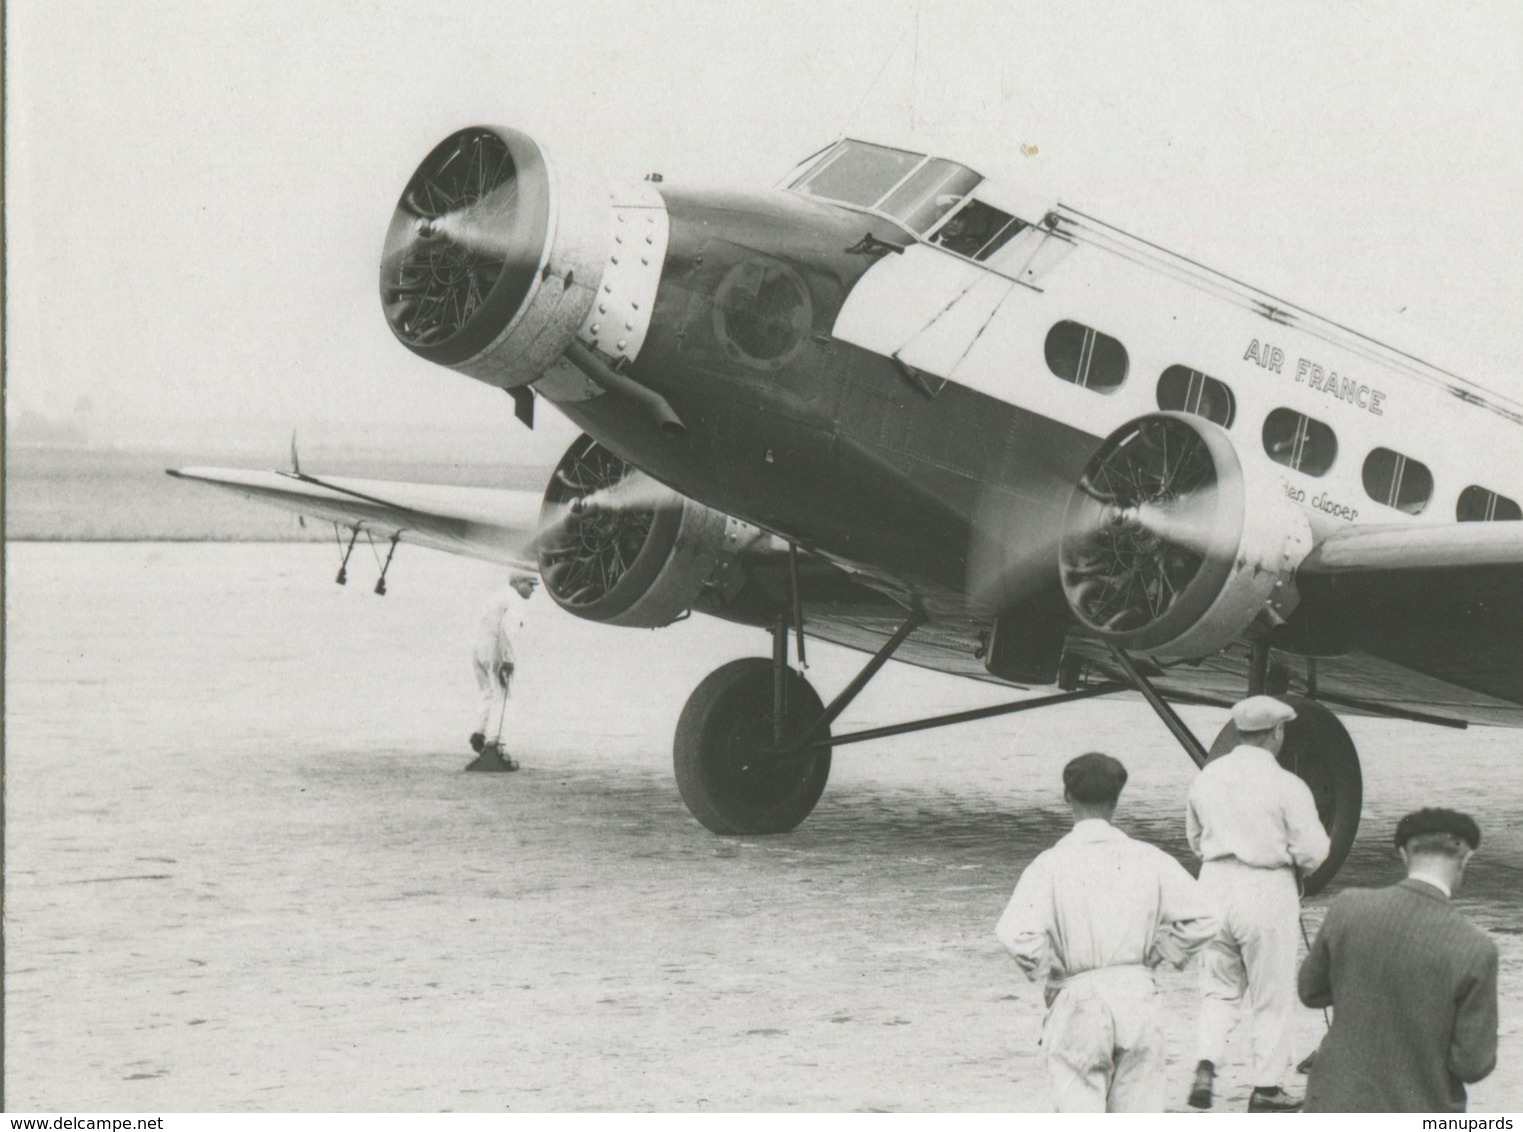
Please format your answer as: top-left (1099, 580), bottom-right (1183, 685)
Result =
top-left (969, 415), bottom-right (1225, 639)
top-left (535, 439), bottom-right (681, 611)
top-left (380, 128), bottom-right (541, 351)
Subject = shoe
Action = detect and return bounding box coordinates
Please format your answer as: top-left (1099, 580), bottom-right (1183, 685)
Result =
top-left (1296, 1050), bottom-right (1316, 1074)
top-left (469, 732), bottom-right (485, 754)
top-left (1187, 1061), bottom-right (1214, 1110)
top-left (1247, 1087), bottom-right (1303, 1112)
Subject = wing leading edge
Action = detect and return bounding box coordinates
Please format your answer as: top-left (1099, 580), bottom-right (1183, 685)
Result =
top-left (1285, 521), bottom-right (1523, 708)
top-left (166, 467), bottom-right (545, 568)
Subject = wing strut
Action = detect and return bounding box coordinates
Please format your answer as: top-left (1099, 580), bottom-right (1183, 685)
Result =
top-left (787, 543), bottom-right (808, 670)
top-left (1103, 642), bottom-right (1211, 767)
top-left (790, 607), bottom-right (926, 751)
top-left (797, 681), bottom-right (1129, 751)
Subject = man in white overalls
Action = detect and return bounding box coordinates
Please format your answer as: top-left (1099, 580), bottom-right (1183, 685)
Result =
top-left (997, 753), bottom-right (1218, 1111)
top-left (467, 574), bottom-right (536, 772)
top-left (1187, 696), bottom-right (1330, 1112)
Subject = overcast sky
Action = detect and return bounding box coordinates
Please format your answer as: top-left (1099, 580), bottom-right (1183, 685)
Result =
top-left (7, 0), bottom-right (1523, 463)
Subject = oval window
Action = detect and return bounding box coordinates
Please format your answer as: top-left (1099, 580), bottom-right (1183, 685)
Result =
top-left (1156, 365), bottom-right (1236, 428)
top-left (1362, 448), bottom-right (1433, 515)
top-left (1457, 485), bottom-right (1523, 522)
top-left (1262, 408), bottom-right (1337, 477)
top-left (1044, 320), bottom-right (1128, 393)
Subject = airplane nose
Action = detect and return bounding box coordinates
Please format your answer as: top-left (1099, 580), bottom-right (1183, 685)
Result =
top-left (379, 126), bottom-right (615, 389)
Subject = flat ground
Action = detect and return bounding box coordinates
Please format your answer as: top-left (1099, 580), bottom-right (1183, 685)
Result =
top-left (5, 543), bottom-right (1521, 1111)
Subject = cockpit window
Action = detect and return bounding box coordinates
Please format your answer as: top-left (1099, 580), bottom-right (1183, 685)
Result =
top-left (789, 140), bottom-right (985, 234)
top-left (929, 199), bottom-right (1026, 260)
top-left (876, 159), bottom-right (982, 234)
top-left (791, 142), bottom-right (924, 209)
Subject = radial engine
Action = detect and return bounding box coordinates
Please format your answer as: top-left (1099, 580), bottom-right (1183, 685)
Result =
top-left (536, 436), bottom-right (764, 628)
top-left (1058, 413), bottom-right (1316, 659)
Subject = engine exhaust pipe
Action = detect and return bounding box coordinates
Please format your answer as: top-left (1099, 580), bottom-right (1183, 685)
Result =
top-left (563, 341), bottom-right (685, 438)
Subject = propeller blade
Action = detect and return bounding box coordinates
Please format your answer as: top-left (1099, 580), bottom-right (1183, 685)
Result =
top-left (967, 467), bottom-right (1083, 614)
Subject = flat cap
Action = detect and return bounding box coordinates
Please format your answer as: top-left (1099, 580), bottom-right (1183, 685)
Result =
top-left (1394, 808), bottom-right (1480, 850)
top-left (1231, 695), bottom-right (1297, 732)
top-left (1063, 752), bottom-right (1128, 804)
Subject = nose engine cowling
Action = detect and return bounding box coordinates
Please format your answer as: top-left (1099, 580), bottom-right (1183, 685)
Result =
top-left (379, 126), bottom-right (660, 389)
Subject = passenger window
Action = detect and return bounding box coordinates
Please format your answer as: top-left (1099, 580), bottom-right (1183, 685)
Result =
top-left (1361, 448), bottom-right (1433, 515)
top-left (1456, 485), bottom-right (1523, 522)
top-left (929, 199), bottom-right (1026, 260)
top-left (1156, 365), bottom-right (1236, 428)
top-left (1262, 408), bottom-right (1336, 476)
top-left (1043, 320), bottom-right (1128, 393)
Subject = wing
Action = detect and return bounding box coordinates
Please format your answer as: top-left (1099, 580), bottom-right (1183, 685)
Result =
top-left (166, 467), bottom-right (544, 568)
top-left (169, 464), bottom-right (1523, 726)
top-left (776, 520), bottom-right (1523, 731)
top-left (1286, 521), bottom-right (1523, 708)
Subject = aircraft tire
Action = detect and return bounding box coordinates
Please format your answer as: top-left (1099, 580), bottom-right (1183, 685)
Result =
top-left (673, 658), bottom-right (831, 835)
top-left (1208, 694), bottom-right (1362, 896)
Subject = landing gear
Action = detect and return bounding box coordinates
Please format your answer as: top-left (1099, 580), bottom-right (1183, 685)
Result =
top-left (1101, 637), bottom-right (1363, 894)
top-left (673, 658), bottom-right (831, 834)
top-left (1208, 694), bottom-right (1362, 896)
top-left (668, 608), bottom-right (1365, 891)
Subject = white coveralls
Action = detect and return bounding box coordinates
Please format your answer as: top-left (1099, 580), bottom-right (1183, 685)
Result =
top-left (472, 585), bottom-right (525, 747)
top-left (996, 819), bottom-right (1218, 1112)
top-left (1187, 745), bottom-right (1330, 1088)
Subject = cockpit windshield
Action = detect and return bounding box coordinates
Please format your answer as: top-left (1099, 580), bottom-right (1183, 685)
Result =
top-left (788, 140), bottom-right (982, 236)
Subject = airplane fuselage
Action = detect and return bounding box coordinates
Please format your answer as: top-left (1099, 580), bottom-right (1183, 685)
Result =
top-left (378, 128), bottom-right (1523, 707)
top-left (532, 156), bottom-right (1523, 616)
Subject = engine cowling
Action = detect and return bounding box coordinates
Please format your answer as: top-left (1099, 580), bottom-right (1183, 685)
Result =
top-left (379, 126), bottom-right (666, 390)
top-left (1058, 413), bottom-right (1313, 659)
top-left (537, 436), bottom-right (757, 627)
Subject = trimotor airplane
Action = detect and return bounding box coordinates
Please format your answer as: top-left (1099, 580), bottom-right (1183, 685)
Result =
top-left (172, 127), bottom-right (1523, 893)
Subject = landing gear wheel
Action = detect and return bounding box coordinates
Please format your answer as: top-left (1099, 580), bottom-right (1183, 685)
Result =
top-left (674, 658), bottom-right (831, 835)
top-left (1208, 695), bottom-right (1362, 895)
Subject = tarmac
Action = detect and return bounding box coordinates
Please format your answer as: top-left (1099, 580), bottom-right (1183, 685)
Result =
top-left (5, 542), bottom-right (1521, 1111)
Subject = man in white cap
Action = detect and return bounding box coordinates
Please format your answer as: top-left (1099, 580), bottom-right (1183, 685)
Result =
top-left (1186, 695), bottom-right (1330, 1112)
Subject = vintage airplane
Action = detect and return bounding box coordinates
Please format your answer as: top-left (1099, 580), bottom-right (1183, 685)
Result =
top-left (172, 127), bottom-right (1523, 893)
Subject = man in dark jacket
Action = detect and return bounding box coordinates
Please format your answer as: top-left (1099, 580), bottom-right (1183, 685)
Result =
top-left (1298, 809), bottom-right (1498, 1112)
